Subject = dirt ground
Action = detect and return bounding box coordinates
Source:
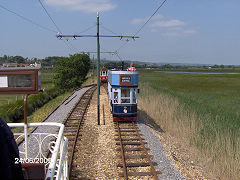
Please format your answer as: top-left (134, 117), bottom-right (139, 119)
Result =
top-left (72, 86), bottom-right (119, 179)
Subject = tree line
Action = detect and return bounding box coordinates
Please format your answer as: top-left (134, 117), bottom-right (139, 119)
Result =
top-left (0, 55), bottom-right (60, 67)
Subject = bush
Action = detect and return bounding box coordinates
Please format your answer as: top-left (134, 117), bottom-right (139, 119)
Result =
top-left (0, 87), bottom-right (65, 123)
top-left (54, 53), bottom-right (90, 90)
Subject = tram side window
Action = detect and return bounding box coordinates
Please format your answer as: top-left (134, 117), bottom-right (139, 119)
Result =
top-left (132, 89), bottom-right (137, 104)
top-left (121, 88), bottom-right (130, 103)
top-left (114, 92), bottom-right (118, 103)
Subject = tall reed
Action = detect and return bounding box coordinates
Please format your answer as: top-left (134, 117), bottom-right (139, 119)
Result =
top-left (138, 83), bottom-right (240, 179)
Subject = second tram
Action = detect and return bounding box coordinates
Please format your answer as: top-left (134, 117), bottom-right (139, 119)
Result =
top-left (100, 68), bottom-right (108, 83)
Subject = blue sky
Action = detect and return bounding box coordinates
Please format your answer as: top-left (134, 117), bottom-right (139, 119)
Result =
top-left (0, 0), bottom-right (239, 65)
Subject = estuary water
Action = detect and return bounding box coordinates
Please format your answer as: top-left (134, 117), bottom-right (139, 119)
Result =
top-left (155, 71), bottom-right (240, 75)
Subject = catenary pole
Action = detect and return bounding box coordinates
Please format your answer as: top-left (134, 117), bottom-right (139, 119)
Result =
top-left (56, 13), bottom-right (139, 125)
top-left (97, 12), bottom-right (100, 125)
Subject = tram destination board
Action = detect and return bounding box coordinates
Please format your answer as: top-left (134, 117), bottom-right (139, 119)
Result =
top-left (120, 74), bottom-right (132, 86)
top-left (0, 67), bottom-right (40, 94)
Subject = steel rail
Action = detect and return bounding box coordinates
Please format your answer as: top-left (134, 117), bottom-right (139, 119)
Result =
top-left (116, 122), bottom-right (159, 179)
top-left (66, 85), bottom-right (97, 177)
top-left (116, 122), bottom-right (128, 180)
top-left (17, 84), bottom-right (96, 147)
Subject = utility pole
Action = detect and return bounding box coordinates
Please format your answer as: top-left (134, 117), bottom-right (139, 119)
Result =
top-left (57, 13), bottom-right (139, 125)
top-left (97, 13), bottom-right (100, 125)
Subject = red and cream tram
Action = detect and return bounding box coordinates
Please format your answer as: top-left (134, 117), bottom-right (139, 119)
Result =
top-left (100, 68), bottom-right (108, 83)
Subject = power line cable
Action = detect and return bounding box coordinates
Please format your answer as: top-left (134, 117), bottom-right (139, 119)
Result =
top-left (115, 52), bottom-right (123, 61)
top-left (134, 0), bottom-right (167, 36)
top-left (67, 40), bottom-right (80, 53)
top-left (116, 41), bottom-right (128, 52)
top-left (115, 0), bottom-right (167, 52)
top-left (38, 0), bottom-right (62, 33)
top-left (100, 24), bottom-right (119, 36)
top-left (101, 47), bottom-right (123, 61)
top-left (78, 24), bottom-right (97, 34)
top-left (0, 4), bottom-right (57, 33)
top-left (63, 40), bottom-right (77, 53)
top-left (38, 0), bottom-right (77, 53)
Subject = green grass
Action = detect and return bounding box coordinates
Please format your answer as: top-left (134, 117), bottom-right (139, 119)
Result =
top-left (40, 70), bottom-right (56, 90)
top-left (140, 71), bottom-right (240, 128)
top-left (12, 90), bottom-right (72, 138)
top-left (0, 94), bottom-right (24, 106)
top-left (0, 70), bottom-right (55, 107)
top-left (153, 67), bottom-right (240, 73)
top-left (139, 70), bottom-right (240, 178)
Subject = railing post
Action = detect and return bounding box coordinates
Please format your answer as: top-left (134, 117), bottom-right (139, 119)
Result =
top-left (24, 94), bottom-right (29, 158)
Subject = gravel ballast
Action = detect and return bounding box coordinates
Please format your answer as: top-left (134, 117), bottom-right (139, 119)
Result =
top-left (137, 114), bottom-right (186, 180)
top-left (17, 84), bottom-right (188, 179)
top-left (18, 86), bottom-right (92, 159)
top-left (72, 85), bottom-right (118, 179)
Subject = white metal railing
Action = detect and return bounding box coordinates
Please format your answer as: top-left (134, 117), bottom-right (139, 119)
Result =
top-left (7, 122), bottom-right (69, 180)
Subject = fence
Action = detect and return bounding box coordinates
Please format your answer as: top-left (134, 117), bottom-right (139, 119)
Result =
top-left (8, 122), bottom-right (68, 180)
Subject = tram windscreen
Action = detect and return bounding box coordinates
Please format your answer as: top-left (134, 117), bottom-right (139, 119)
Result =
top-left (121, 89), bottom-right (130, 103)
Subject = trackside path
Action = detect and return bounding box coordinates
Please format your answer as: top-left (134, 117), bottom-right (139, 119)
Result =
top-left (18, 86), bottom-right (92, 159)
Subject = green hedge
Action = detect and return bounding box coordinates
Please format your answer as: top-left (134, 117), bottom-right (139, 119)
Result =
top-left (0, 87), bottom-right (65, 123)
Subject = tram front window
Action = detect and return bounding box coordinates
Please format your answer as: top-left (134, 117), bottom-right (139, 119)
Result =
top-left (101, 71), bottom-right (106, 76)
top-left (121, 88), bottom-right (130, 103)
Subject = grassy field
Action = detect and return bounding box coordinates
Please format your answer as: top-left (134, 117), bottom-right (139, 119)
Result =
top-left (138, 70), bottom-right (240, 178)
top-left (12, 90), bottom-right (72, 134)
top-left (40, 70), bottom-right (56, 90)
top-left (154, 67), bottom-right (240, 73)
top-left (0, 70), bottom-right (55, 107)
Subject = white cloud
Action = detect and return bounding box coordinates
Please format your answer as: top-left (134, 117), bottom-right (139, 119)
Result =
top-left (160, 29), bottom-right (197, 37)
top-left (130, 14), bottom-right (197, 37)
top-left (183, 29), bottom-right (197, 35)
top-left (130, 14), bottom-right (163, 25)
top-left (44, 0), bottom-right (116, 13)
top-left (151, 19), bottom-right (185, 28)
top-left (160, 31), bottom-right (180, 37)
top-left (130, 17), bottom-right (149, 25)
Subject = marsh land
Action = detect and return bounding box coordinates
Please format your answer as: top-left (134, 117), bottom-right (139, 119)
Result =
top-left (138, 69), bottom-right (240, 179)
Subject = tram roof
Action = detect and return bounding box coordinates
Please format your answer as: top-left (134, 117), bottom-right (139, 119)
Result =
top-left (108, 70), bottom-right (138, 75)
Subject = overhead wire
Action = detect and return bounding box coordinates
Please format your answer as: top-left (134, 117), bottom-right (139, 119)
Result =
top-left (114, 0), bottom-right (167, 53)
top-left (133, 0), bottom-right (167, 36)
top-left (100, 24), bottom-right (119, 36)
top-left (67, 40), bottom-right (80, 52)
top-left (78, 24), bottom-right (97, 34)
top-left (100, 46), bottom-right (123, 61)
top-left (0, 2), bottom-right (75, 53)
top-left (38, 0), bottom-right (78, 53)
top-left (38, 0), bottom-right (62, 33)
top-left (0, 4), bottom-right (57, 33)
top-left (99, 24), bottom-right (129, 60)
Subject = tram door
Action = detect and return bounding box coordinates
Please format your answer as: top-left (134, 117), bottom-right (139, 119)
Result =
top-left (112, 88), bottom-right (120, 104)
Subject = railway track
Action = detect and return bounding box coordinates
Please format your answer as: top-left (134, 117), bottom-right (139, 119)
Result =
top-left (115, 122), bottom-right (161, 179)
top-left (62, 85), bottom-right (97, 179)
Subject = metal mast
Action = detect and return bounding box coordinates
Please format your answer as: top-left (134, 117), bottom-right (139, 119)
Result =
top-left (56, 13), bottom-right (139, 125)
top-left (97, 12), bottom-right (100, 125)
